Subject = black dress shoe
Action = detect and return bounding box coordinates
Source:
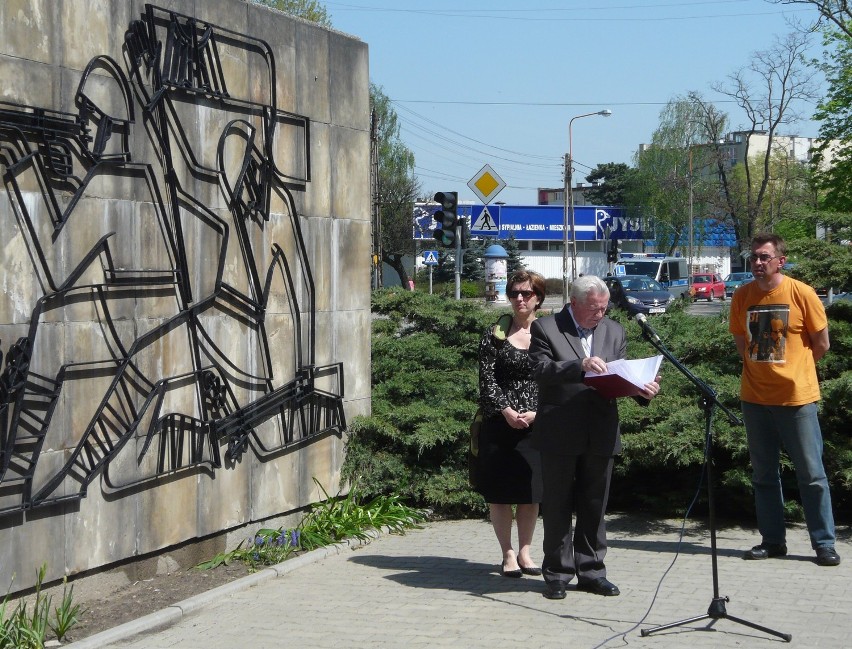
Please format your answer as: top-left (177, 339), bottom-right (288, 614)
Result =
top-left (543, 582), bottom-right (567, 599)
top-left (816, 546), bottom-right (841, 566)
top-left (576, 577), bottom-right (620, 596)
top-left (743, 543), bottom-right (787, 560)
top-left (520, 565), bottom-right (542, 576)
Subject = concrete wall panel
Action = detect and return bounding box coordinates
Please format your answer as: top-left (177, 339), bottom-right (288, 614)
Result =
top-left (331, 126), bottom-right (370, 221)
top-left (294, 21), bottom-right (330, 125)
top-left (0, 1), bottom-right (54, 65)
top-left (329, 31), bottom-right (369, 132)
top-left (302, 121), bottom-right (332, 219)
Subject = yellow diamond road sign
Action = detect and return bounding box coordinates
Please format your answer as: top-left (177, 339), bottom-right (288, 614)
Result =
top-left (468, 164), bottom-right (506, 204)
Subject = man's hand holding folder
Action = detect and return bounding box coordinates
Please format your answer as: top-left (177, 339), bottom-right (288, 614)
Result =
top-left (583, 355), bottom-right (663, 398)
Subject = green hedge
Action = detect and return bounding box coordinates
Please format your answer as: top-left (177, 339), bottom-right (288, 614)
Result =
top-left (343, 289), bottom-right (852, 521)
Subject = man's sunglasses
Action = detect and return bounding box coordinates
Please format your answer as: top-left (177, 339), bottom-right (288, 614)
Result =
top-left (507, 290), bottom-right (535, 299)
top-left (749, 253), bottom-right (778, 263)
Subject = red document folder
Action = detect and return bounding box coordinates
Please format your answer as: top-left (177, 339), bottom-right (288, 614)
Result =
top-left (583, 356), bottom-right (663, 398)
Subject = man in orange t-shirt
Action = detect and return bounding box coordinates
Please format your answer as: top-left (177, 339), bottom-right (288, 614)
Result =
top-left (729, 233), bottom-right (839, 567)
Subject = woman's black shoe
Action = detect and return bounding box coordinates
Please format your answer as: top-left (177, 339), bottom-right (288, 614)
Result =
top-left (501, 562), bottom-right (522, 578)
top-left (520, 566), bottom-right (542, 576)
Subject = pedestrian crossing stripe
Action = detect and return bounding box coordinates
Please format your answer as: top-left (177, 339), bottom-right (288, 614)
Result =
top-left (471, 205), bottom-right (498, 232)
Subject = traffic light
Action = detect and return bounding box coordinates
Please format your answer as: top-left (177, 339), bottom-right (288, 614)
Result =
top-left (607, 239), bottom-right (621, 263)
top-left (432, 191), bottom-right (458, 248)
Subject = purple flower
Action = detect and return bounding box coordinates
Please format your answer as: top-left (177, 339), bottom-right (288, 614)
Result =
top-left (290, 529), bottom-right (300, 547)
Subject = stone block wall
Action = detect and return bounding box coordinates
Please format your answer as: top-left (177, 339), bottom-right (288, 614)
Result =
top-left (0, 0), bottom-right (370, 592)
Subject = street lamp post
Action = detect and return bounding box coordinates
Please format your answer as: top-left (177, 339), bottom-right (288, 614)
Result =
top-left (562, 109), bottom-right (612, 304)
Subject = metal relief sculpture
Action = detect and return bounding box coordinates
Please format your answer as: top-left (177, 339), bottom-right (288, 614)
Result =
top-left (0, 5), bottom-right (344, 515)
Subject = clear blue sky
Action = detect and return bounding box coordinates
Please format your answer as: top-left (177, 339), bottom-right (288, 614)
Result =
top-left (326, 1), bottom-right (826, 205)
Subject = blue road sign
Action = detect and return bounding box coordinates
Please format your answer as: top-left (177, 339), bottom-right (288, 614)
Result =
top-left (414, 203), bottom-right (645, 241)
top-left (423, 250), bottom-right (439, 265)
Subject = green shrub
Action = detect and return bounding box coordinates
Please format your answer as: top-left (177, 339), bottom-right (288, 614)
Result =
top-left (347, 289), bottom-right (852, 521)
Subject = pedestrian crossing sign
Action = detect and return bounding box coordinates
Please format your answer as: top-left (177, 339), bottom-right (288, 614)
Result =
top-left (423, 250), bottom-right (439, 265)
top-left (471, 205), bottom-right (498, 233)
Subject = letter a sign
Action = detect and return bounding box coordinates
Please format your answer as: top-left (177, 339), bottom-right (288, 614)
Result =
top-left (468, 164), bottom-right (506, 204)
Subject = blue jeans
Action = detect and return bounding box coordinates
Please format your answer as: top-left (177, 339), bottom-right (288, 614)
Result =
top-left (741, 401), bottom-right (835, 549)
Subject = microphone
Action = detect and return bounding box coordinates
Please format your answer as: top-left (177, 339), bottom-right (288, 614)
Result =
top-left (634, 313), bottom-right (662, 343)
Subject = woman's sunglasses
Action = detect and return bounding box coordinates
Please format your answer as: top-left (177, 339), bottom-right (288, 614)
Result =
top-left (507, 290), bottom-right (535, 299)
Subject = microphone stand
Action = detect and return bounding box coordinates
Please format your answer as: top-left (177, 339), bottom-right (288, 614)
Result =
top-left (635, 318), bottom-right (791, 642)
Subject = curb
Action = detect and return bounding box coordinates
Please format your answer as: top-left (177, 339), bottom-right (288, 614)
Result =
top-left (66, 528), bottom-right (386, 648)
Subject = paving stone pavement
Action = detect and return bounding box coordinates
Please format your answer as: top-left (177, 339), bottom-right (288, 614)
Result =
top-left (71, 514), bottom-right (852, 649)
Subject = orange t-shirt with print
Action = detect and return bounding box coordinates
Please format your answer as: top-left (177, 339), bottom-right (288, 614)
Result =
top-left (729, 276), bottom-right (827, 406)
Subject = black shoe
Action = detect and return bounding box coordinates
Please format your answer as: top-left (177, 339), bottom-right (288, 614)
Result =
top-left (816, 547), bottom-right (841, 566)
top-left (743, 543), bottom-right (787, 560)
top-left (501, 562), bottom-right (522, 578)
top-left (576, 577), bottom-right (620, 596)
top-left (543, 581), bottom-right (567, 599)
top-left (520, 565), bottom-right (542, 576)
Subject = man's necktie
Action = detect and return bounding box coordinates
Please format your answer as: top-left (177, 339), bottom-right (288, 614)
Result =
top-left (577, 326), bottom-right (593, 357)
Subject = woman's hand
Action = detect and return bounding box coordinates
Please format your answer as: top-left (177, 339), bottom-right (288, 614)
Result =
top-left (502, 407), bottom-right (530, 429)
top-left (519, 411), bottom-right (536, 426)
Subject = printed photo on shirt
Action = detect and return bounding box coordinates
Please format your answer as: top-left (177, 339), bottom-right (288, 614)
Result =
top-left (746, 304), bottom-right (789, 363)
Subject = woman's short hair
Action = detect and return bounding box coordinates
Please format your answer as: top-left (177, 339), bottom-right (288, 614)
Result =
top-left (507, 269), bottom-right (546, 310)
top-left (569, 275), bottom-right (609, 303)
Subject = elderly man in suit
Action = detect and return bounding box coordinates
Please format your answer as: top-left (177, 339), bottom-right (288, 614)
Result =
top-left (529, 275), bottom-right (660, 599)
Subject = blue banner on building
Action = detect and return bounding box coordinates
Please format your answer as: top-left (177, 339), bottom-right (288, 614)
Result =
top-left (413, 204), bottom-right (644, 241)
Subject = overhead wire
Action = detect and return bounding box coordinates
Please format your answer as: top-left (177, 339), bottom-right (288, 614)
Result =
top-left (395, 101), bottom-right (606, 192)
top-left (346, 1), bottom-right (808, 195)
top-left (326, 1), bottom-right (810, 22)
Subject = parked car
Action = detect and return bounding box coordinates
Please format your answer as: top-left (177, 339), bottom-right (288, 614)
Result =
top-left (723, 271), bottom-right (753, 297)
top-left (690, 273), bottom-right (726, 301)
top-left (603, 275), bottom-right (676, 316)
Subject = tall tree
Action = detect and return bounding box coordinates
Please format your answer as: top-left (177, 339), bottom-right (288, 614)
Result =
top-left (627, 95), bottom-right (724, 256)
top-left (251, 0), bottom-right (332, 27)
top-left (708, 31), bottom-right (820, 249)
top-left (582, 162), bottom-right (638, 206)
top-left (811, 29), bottom-right (852, 211)
top-left (372, 84), bottom-right (421, 287)
top-left (782, 5), bottom-right (852, 292)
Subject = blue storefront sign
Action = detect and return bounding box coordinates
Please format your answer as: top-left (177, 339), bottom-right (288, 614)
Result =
top-left (413, 203), bottom-right (644, 241)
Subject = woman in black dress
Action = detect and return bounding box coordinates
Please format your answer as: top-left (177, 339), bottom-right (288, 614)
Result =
top-left (477, 270), bottom-right (545, 577)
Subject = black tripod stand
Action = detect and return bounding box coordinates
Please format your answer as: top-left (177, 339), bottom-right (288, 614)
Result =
top-left (634, 318), bottom-right (791, 642)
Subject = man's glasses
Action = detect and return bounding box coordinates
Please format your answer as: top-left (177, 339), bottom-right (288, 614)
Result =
top-left (507, 290), bottom-right (535, 299)
top-left (749, 253), bottom-right (778, 264)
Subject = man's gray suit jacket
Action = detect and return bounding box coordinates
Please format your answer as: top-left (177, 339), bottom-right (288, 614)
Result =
top-left (529, 307), bottom-right (627, 457)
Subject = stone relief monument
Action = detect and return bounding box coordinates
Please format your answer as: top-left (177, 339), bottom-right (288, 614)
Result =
top-left (0, 1), bottom-right (370, 591)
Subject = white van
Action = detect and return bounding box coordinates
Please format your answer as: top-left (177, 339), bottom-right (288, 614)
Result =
top-left (615, 254), bottom-right (690, 298)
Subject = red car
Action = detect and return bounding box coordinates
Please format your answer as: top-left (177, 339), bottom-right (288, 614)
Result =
top-left (690, 273), bottom-right (726, 301)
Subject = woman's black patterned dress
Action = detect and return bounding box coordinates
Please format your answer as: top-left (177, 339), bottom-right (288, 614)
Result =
top-left (476, 326), bottom-right (543, 504)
